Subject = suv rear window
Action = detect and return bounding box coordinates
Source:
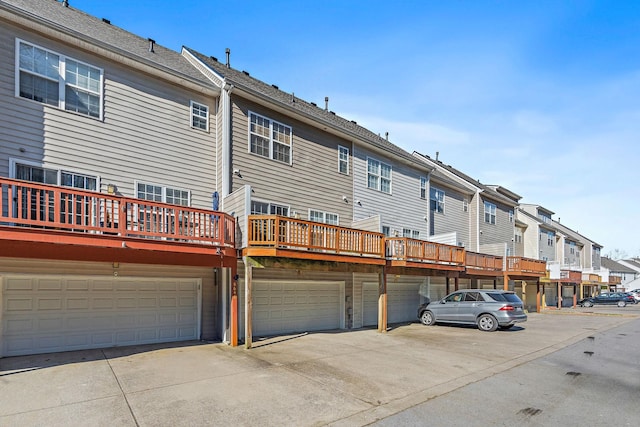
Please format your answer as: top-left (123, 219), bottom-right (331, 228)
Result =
top-left (485, 292), bottom-right (522, 303)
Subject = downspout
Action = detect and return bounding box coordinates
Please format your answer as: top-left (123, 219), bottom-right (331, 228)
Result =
top-left (221, 82), bottom-right (234, 202)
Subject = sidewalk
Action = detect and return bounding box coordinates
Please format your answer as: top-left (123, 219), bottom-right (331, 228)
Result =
top-left (1, 312), bottom-right (637, 426)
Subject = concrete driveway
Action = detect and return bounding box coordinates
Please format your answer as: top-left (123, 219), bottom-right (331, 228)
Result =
top-left (1, 312), bottom-right (636, 427)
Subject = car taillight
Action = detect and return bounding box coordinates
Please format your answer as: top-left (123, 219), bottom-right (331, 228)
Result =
top-left (499, 305), bottom-right (515, 311)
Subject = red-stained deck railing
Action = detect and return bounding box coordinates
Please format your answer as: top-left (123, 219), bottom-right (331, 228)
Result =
top-left (560, 270), bottom-right (583, 283)
top-left (465, 251), bottom-right (504, 272)
top-left (0, 177), bottom-right (234, 246)
top-left (505, 256), bottom-right (547, 275)
top-left (247, 215), bottom-right (385, 258)
top-left (386, 238), bottom-right (465, 267)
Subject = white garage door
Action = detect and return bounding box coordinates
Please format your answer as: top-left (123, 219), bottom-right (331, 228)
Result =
top-left (239, 280), bottom-right (345, 338)
top-left (1, 275), bottom-right (200, 357)
top-left (363, 282), bottom-right (422, 326)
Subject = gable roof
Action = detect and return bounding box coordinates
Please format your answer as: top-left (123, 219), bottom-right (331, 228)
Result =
top-left (601, 257), bottom-right (636, 274)
top-left (1, 0), bottom-right (214, 91)
top-left (412, 152), bottom-right (518, 207)
top-left (182, 46), bottom-right (432, 172)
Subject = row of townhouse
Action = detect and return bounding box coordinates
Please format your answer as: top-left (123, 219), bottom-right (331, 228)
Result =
top-left (0, 0), bottom-right (607, 357)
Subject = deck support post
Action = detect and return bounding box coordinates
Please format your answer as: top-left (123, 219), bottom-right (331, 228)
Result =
top-left (378, 267), bottom-right (387, 333)
top-left (244, 257), bottom-right (253, 349)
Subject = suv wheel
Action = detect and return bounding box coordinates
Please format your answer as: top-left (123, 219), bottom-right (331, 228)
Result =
top-left (477, 314), bottom-right (498, 332)
top-left (420, 310), bottom-right (436, 326)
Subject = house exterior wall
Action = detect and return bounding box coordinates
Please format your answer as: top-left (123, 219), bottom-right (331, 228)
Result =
top-left (228, 96), bottom-right (353, 226)
top-left (539, 226), bottom-right (556, 261)
top-left (352, 145), bottom-right (429, 239)
top-left (0, 23), bottom-right (217, 208)
top-left (478, 195), bottom-right (514, 249)
top-left (429, 179), bottom-right (470, 247)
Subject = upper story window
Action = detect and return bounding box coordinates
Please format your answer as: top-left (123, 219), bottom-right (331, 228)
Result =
top-left (367, 157), bottom-right (392, 194)
top-left (509, 209), bottom-right (514, 223)
top-left (569, 241), bottom-right (576, 254)
top-left (539, 212), bottom-right (551, 224)
top-left (17, 40), bottom-right (103, 119)
top-left (484, 201), bottom-right (496, 225)
top-left (430, 187), bottom-right (445, 213)
top-left (309, 210), bottom-right (338, 225)
top-left (338, 145), bottom-right (349, 175)
top-left (137, 182), bottom-right (190, 206)
top-left (547, 231), bottom-right (554, 246)
top-left (463, 198), bottom-right (468, 212)
top-left (420, 177), bottom-right (427, 199)
top-left (382, 225), bottom-right (391, 237)
top-left (251, 200), bottom-right (289, 216)
top-left (190, 101), bottom-right (209, 131)
top-left (249, 112), bottom-right (292, 164)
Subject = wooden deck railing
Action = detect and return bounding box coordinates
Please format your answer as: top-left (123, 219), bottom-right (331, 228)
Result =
top-left (247, 215), bottom-right (385, 258)
top-left (0, 177), bottom-right (234, 246)
top-left (560, 270), bottom-right (583, 282)
top-left (608, 275), bottom-right (622, 285)
top-left (465, 252), bottom-right (503, 271)
top-left (386, 238), bottom-right (465, 266)
top-left (505, 256), bottom-right (547, 275)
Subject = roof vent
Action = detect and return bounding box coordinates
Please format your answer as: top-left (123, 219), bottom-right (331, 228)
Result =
top-left (291, 92), bottom-right (295, 103)
top-left (102, 18), bottom-right (111, 25)
top-left (242, 70), bottom-right (250, 76)
top-left (271, 84), bottom-right (279, 90)
top-left (435, 151), bottom-right (439, 161)
top-left (148, 38), bottom-right (155, 53)
top-left (210, 56), bottom-right (218, 62)
top-left (63, 0), bottom-right (69, 7)
top-left (225, 48), bottom-right (230, 68)
top-left (325, 96), bottom-right (329, 111)
top-left (330, 111), bottom-right (335, 115)
top-left (311, 102), bottom-right (317, 107)
top-left (351, 120), bottom-right (357, 125)
top-left (385, 132), bottom-right (389, 140)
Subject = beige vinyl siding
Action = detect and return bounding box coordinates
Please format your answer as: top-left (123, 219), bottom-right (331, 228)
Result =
top-left (229, 98), bottom-right (353, 225)
top-left (429, 178), bottom-right (470, 247)
top-left (469, 192), bottom-right (480, 251)
top-left (223, 185), bottom-right (249, 247)
top-left (0, 25), bottom-right (217, 209)
top-left (352, 146), bottom-right (429, 238)
top-left (0, 258), bottom-right (218, 340)
top-left (539, 226), bottom-right (555, 261)
top-left (352, 215), bottom-right (381, 233)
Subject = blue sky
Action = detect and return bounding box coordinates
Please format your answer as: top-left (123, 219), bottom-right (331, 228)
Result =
top-left (71, 0), bottom-right (640, 258)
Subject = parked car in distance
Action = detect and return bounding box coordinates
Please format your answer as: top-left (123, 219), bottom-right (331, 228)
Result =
top-left (628, 289), bottom-right (640, 302)
top-left (417, 289), bottom-right (527, 332)
top-left (578, 292), bottom-right (637, 307)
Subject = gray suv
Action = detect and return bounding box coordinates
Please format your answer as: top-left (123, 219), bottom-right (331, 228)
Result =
top-left (417, 289), bottom-right (527, 332)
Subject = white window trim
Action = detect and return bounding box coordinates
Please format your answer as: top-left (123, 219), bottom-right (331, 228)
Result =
top-left (10, 157), bottom-right (101, 189)
top-left (366, 156), bottom-right (392, 194)
top-left (430, 186), bottom-right (445, 214)
top-left (420, 176), bottom-right (427, 199)
top-left (134, 180), bottom-right (191, 206)
top-left (15, 38), bottom-right (104, 120)
top-left (247, 111), bottom-right (293, 165)
top-left (484, 201), bottom-right (496, 225)
top-left (308, 209), bottom-right (339, 225)
top-left (338, 145), bottom-right (349, 175)
top-left (190, 100), bottom-right (209, 132)
top-left (250, 199), bottom-right (291, 216)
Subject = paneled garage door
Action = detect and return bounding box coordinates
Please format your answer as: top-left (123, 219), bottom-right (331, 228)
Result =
top-left (363, 282), bottom-right (422, 326)
top-left (239, 280), bottom-right (345, 338)
top-left (1, 275), bottom-right (200, 357)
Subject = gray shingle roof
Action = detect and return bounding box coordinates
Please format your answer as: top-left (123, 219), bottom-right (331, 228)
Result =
top-left (183, 46), bottom-right (431, 171)
top-left (413, 151), bottom-right (517, 207)
top-left (1, 0), bottom-right (212, 86)
top-left (601, 257), bottom-right (636, 273)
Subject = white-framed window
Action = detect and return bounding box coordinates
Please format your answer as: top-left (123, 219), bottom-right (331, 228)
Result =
top-left (402, 228), bottom-right (420, 239)
top-left (251, 200), bottom-right (289, 216)
top-left (12, 159), bottom-right (98, 190)
top-left (16, 39), bottom-right (103, 119)
top-left (309, 209), bottom-right (339, 225)
top-left (136, 182), bottom-right (190, 206)
top-left (420, 177), bottom-right (427, 199)
top-left (249, 111), bottom-right (292, 164)
top-left (509, 209), bottom-right (514, 223)
top-left (367, 157), bottom-right (391, 194)
top-left (547, 231), bottom-right (554, 246)
top-left (430, 187), bottom-right (445, 213)
top-left (382, 226), bottom-right (391, 237)
top-left (338, 145), bottom-right (349, 175)
top-left (190, 101), bottom-right (209, 131)
top-left (463, 198), bottom-right (468, 212)
top-left (484, 201), bottom-right (496, 225)
top-left (569, 241), bottom-right (576, 254)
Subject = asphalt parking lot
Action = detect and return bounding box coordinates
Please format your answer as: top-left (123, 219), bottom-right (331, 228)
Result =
top-left (1, 310), bottom-right (638, 427)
